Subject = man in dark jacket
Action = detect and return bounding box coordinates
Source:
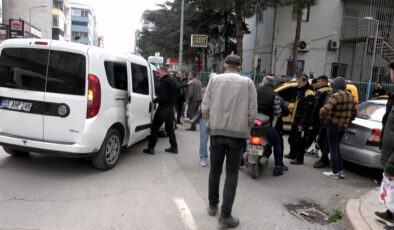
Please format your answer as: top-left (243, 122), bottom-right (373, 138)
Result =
top-left (285, 74), bottom-right (315, 165)
top-left (375, 62), bottom-right (394, 223)
top-left (143, 65), bottom-right (178, 155)
top-left (371, 82), bottom-right (386, 98)
top-left (175, 71), bottom-right (188, 124)
top-left (311, 75), bottom-right (332, 168)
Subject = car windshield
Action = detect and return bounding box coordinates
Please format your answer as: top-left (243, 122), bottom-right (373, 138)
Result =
top-left (357, 102), bottom-right (386, 122)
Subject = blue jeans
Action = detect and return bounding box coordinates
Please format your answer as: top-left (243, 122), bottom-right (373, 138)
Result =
top-left (327, 124), bottom-right (346, 174)
top-left (199, 119), bottom-right (209, 162)
top-left (266, 127), bottom-right (283, 167)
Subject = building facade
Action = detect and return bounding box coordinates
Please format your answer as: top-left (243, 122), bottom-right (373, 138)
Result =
top-left (242, 0), bottom-right (394, 83)
top-left (70, 3), bottom-right (94, 45)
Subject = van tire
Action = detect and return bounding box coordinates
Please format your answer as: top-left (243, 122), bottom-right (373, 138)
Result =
top-left (3, 147), bottom-right (29, 157)
top-left (92, 129), bottom-right (122, 170)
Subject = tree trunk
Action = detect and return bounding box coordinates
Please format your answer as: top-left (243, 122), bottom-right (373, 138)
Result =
top-left (224, 12), bottom-right (229, 57)
top-left (293, 7), bottom-right (303, 75)
top-left (236, 14), bottom-right (243, 57)
top-left (204, 47), bottom-right (208, 71)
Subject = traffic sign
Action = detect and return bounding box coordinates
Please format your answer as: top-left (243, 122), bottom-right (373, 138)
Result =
top-left (148, 56), bottom-right (163, 64)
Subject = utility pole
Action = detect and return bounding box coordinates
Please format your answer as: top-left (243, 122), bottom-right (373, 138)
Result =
top-left (178, 0), bottom-right (184, 71)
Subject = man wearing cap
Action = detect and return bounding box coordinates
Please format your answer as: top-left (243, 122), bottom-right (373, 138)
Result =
top-left (202, 55), bottom-right (257, 228)
top-left (320, 77), bottom-right (357, 179)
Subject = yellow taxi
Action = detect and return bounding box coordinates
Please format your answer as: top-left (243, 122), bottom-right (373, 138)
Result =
top-left (274, 79), bottom-right (359, 131)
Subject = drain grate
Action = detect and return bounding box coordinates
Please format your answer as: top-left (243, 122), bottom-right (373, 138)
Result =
top-left (284, 200), bottom-right (329, 225)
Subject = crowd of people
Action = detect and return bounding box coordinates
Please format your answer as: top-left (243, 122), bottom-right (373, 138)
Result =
top-left (141, 55), bottom-right (394, 228)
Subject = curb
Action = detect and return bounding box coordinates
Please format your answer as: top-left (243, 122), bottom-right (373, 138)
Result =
top-left (345, 199), bottom-right (371, 230)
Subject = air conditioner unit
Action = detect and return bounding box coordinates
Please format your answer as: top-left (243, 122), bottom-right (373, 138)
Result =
top-left (329, 39), bottom-right (340, 50)
top-left (298, 40), bottom-right (311, 52)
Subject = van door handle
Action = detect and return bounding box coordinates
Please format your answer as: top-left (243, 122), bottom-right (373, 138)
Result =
top-left (149, 102), bottom-right (152, 113)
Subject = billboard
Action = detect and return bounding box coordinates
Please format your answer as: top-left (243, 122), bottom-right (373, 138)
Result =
top-left (9, 19), bottom-right (41, 39)
top-left (191, 34), bottom-right (208, 48)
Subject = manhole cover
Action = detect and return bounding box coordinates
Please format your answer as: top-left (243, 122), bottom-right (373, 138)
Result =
top-left (284, 200), bottom-right (329, 225)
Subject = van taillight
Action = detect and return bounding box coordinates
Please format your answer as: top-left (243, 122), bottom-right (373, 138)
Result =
top-left (366, 128), bottom-right (381, 147)
top-left (87, 74), bottom-right (101, 118)
top-left (35, 41), bottom-right (48, 45)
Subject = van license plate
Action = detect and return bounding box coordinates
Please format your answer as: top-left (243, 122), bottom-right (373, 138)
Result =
top-left (0, 99), bottom-right (32, 112)
top-left (247, 145), bottom-right (263, 156)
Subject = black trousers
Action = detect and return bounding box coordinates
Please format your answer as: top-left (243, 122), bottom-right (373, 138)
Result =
top-left (288, 122), bottom-right (307, 162)
top-left (176, 99), bottom-right (184, 123)
top-left (148, 105), bottom-right (177, 149)
top-left (317, 127), bottom-right (329, 164)
top-left (209, 135), bottom-right (245, 217)
top-left (305, 123), bottom-right (320, 150)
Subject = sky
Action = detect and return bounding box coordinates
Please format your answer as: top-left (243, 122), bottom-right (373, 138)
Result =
top-left (74, 0), bottom-right (166, 53)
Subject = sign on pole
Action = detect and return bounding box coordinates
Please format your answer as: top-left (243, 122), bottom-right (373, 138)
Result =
top-left (191, 34), bottom-right (208, 48)
top-left (148, 56), bottom-right (163, 64)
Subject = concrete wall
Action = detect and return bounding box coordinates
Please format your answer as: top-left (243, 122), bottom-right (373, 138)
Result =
top-left (3, 0), bottom-right (53, 39)
top-left (242, 0), bottom-right (344, 77)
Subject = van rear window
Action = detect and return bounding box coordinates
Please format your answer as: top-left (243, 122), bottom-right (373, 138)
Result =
top-left (0, 48), bottom-right (49, 92)
top-left (47, 50), bottom-right (86, 95)
top-left (0, 48), bottom-right (86, 95)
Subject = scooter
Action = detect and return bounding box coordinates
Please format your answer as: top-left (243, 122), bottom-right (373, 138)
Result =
top-left (243, 114), bottom-right (271, 179)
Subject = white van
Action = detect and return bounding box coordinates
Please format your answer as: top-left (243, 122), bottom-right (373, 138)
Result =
top-left (0, 39), bottom-right (156, 170)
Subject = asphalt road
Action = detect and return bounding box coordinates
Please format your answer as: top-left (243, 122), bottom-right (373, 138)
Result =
top-left (0, 124), bottom-right (380, 230)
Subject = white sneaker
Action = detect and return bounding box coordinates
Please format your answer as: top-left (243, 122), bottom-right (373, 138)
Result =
top-left (338, 171), bottom-right (346, 179)
top-left (323, 171), bottom-right (339, 180)
top-left (200, 161), bottom-right (207, 167)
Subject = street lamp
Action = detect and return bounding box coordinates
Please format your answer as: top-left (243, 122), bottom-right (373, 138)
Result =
top-left (363, 16), bottom-right (379, 101)
top-left (29, 4), bottom-right (47, 26)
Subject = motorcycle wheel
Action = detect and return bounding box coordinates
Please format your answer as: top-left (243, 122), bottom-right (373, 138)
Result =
top-left (250, 163), bottom-right (259, 179)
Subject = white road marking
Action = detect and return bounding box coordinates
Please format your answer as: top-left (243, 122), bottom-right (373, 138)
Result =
top-left (173, 198), bottom-right (197, 230)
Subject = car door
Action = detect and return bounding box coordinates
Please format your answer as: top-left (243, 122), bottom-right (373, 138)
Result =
top-left (127, 61), bottom-right (153, 146)
top-left (0, 41), bottom-right (51, 141)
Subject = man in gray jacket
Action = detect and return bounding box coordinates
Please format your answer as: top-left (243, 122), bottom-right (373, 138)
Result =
top-left (202, 55), bottom-right (257, 228)
top-left (186, 71), bottom-right (203, 131)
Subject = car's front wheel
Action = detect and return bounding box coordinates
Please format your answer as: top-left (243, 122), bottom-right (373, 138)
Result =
top-left (92, 129), bottom-right (122, 170)
top-left (3, 147), bottom-right (29, 157)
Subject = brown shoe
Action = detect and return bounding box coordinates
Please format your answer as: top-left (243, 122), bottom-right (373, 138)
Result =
top-left (273, 166), bottom-right (283, 176)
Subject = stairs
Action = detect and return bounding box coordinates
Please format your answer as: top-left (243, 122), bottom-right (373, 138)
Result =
top-left (368, 38), bottom-right (394, 63)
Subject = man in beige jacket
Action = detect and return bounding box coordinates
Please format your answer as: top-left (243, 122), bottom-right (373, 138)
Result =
top-left (202, 55), bottom-right (257, 228)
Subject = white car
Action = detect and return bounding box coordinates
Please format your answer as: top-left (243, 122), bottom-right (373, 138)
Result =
top-left (0, 39), bottom-right (156, 170)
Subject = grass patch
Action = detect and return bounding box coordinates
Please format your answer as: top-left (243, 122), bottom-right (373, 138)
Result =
top-left (328, 209), bottom-right (343, 223)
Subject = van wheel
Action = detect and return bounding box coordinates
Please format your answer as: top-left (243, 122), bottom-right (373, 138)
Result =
top-left (3, 147), bottom-right (29, 157)
top-left (92, 129), bottom-right (122, 170)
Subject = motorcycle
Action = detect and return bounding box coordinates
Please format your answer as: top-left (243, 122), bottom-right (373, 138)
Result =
top-left (243, 114), bottom-right (271, 179)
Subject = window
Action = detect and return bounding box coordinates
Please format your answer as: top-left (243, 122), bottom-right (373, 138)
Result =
top-left (46, 50), bottom-right (86, 95)
top-left (104, 62), bottom-right (127, 90)
top-left (71, 9), bottom-right (81, 17)
top-left (53, 15), bottom-right (59, 27)
top-left (131, 64), bottom-right (149, 95)
top-left (72, 21), bottom-right (88, 27)
top-left (292, 5), bottom-right (310, 22)
top-left (0, 48), bottom-right (49, 92)
top-left (286, 59), bottom-right (305, 76)
top-left (331, 63), bottom-right (347, 79)
top-left (258, 11), bottom-right (264, 23)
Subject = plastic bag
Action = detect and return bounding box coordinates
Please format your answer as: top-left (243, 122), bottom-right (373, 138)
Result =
top-left (379, 173), bottom-right (394, 212)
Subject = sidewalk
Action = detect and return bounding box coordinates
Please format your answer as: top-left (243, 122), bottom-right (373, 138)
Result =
top-left (346, 188), bottom-right (393, 230)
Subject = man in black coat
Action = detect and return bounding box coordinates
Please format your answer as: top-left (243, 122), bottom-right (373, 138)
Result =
top-left (143, 65), bottom-right (178, 154)
top-left (375, 62), bottom-right (394, 223)
top-left (285, 74), bottom-right (315, 165)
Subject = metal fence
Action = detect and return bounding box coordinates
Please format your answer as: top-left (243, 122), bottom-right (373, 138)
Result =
top-left (198, 71), bottom-right (394, 103)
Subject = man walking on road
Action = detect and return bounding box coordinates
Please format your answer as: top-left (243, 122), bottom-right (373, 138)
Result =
top-left (202, 55), bottom-right (257, 228)
top-left (320, 77), bottom-right (357, 179)
top-left (143, 65), bottom-right (178, 155)
top-left (186, 72), bottom-right (203, 131)
top-left (375, 62), bottom-right (394, 223)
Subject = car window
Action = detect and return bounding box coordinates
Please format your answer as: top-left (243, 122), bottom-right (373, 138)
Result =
top-left (105, 62), bottom-right (127, 90)
top-left (47, 50), bottom-right (86, 95)
top-left (278, 86), bottom-right (297, 103)
top-left (0, 48), bottom-right (49, 92)
top-left (131, 64), bottom-right (149, 95)
top-left (357, 102), bottom-right (386, 122)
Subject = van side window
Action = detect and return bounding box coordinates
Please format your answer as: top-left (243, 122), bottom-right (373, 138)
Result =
top-left (47, 50), bottom-right (86, 95)
top-left (131, 64), bottom-right (149, 95)
top-left (0, 48), bottom-right (49, 92)
top-left (104, 62), bottom-right (127, 90)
